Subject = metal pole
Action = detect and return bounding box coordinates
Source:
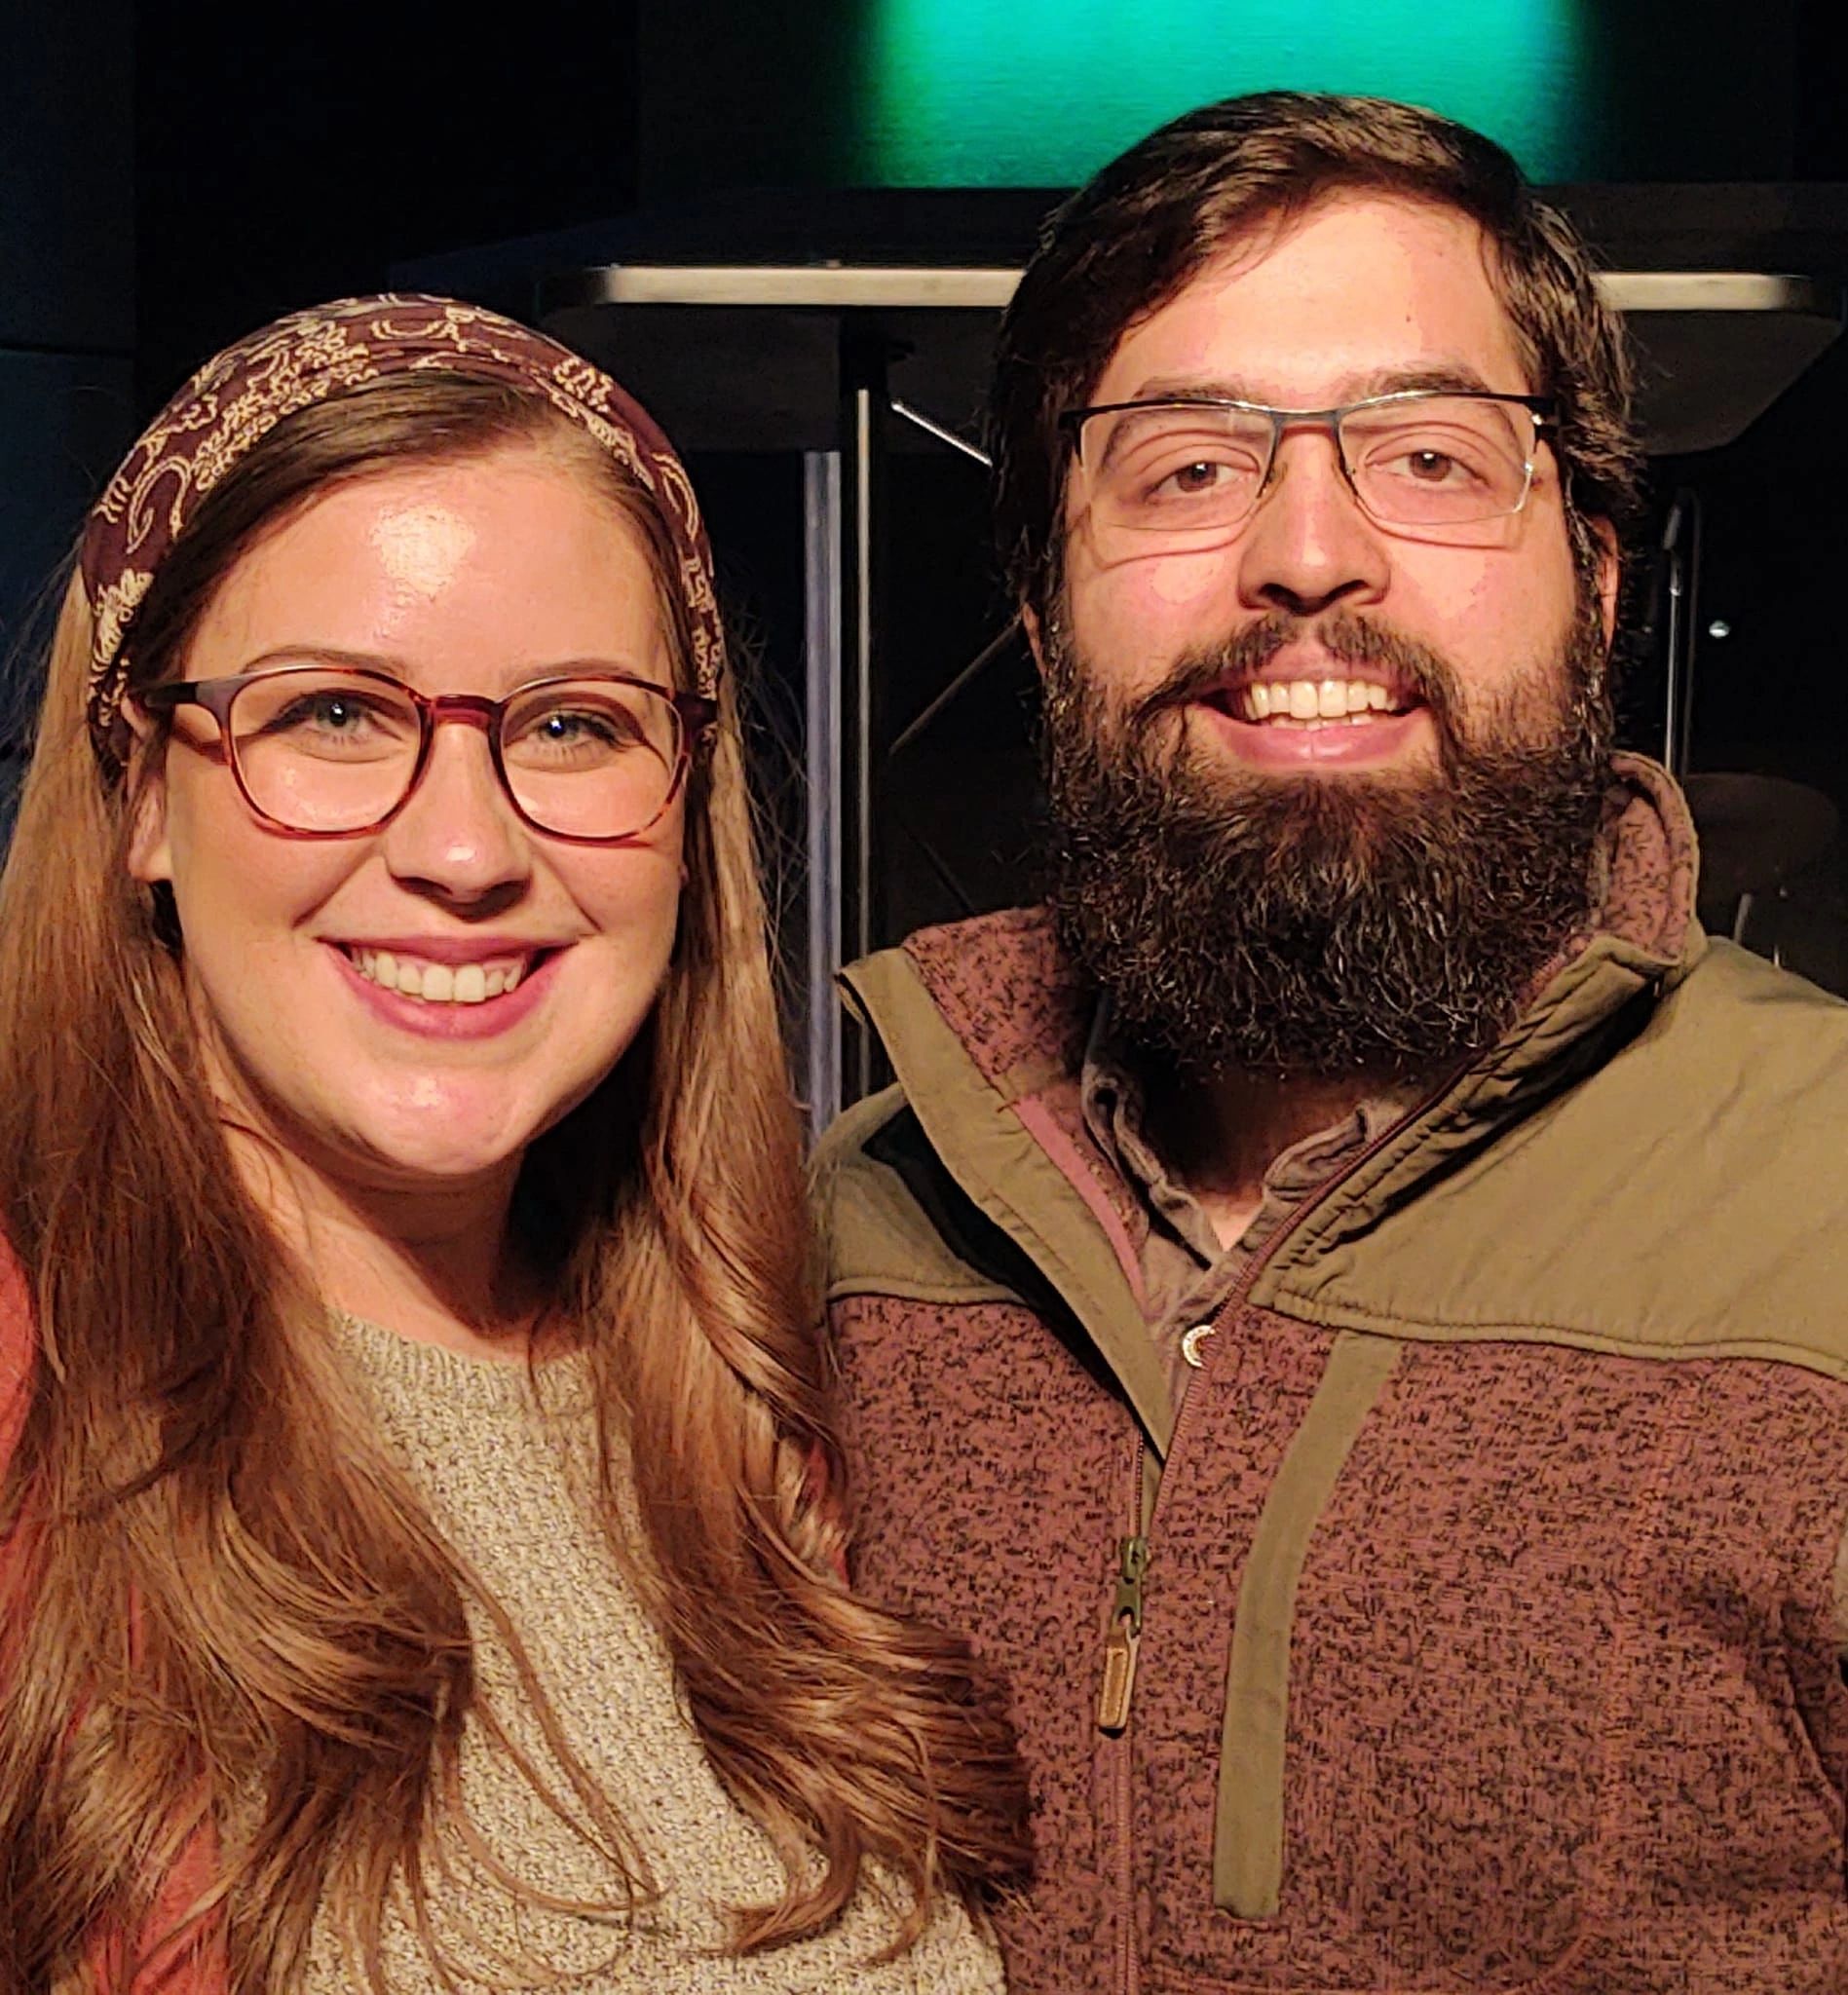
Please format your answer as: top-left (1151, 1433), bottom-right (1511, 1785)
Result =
top-left (887, 395), bottom-right (992, 468)
top-left (1661, 495), bottom-right (1685, 773)
top-left (1675, 493), bottom-right (1704, 778)
top-left (801, 450), bottom-right (843, 1137)
top-left (1659, 488), bottom-right (1705, 779)
top-left (850, 380), bottom-right (876, 1102)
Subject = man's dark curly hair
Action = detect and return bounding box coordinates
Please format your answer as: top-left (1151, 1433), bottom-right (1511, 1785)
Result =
top-left (989, 91), bottom-right (1643, 625)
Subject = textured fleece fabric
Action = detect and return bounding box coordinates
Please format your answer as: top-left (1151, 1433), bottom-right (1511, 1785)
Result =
top-left (816, 756), bottom-right (1848, 1995)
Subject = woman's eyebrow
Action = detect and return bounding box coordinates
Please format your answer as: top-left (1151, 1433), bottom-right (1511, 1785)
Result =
top-left (224, 646), bottom-right (660, 684)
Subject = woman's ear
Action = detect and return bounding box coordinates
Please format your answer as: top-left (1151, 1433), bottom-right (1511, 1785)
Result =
top-left (124, 711), bottom-right (172, 885)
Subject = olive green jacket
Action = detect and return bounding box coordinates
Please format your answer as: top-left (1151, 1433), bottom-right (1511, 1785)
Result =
top-left (818, 757), bottom-right (1848, 1994)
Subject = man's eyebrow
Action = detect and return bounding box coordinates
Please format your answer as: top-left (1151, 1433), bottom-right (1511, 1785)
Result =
top-left (1078, 362), bottom-right (1523, 473)
top-left (1113, 360), bottom-right (1508, 408)
top-left (1339, 362), bottom-right (1507, 400)
top-left (1080, 382), bottom-right (1263, 471)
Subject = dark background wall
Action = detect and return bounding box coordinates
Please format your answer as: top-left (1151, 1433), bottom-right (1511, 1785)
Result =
top-left (124, 0), bottom-right (1848, 413)
top-left (11, 0), bottom-right (1848, 988)
top-left (1, 0), bottom-right (134, 723)
top-left (133, 0), bottom-right (642, 410)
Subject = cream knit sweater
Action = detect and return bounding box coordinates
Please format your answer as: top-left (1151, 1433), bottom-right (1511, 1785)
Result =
top-left (294, 1316), bottom-right (1005, 1994)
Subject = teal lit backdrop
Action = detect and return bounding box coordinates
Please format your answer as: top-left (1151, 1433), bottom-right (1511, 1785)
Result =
top-left (640, 1), bottom-right (1799, 200)
top-left (858, 0), bottom-right (1604, 188)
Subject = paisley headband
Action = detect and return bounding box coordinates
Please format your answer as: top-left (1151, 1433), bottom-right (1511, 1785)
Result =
top-left (78, 293), bottom-right (723, 773)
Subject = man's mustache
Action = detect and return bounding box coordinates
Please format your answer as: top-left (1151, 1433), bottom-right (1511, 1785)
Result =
top-left (1129, 610), bottom-right (1461, 732)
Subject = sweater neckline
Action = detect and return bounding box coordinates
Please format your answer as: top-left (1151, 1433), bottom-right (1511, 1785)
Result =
top-left (333, 1310), bottom-right (591, 1413)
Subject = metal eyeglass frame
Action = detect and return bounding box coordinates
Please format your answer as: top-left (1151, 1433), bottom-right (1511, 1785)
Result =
top-left (1057, 388), bottom-right (1559, 530)
top-left (136, 664), bottom-right (719, 845)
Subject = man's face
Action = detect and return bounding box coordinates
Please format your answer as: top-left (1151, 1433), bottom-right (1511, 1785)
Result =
top-left (1055, 190), bottom-right (1613, 772)
top-left (1039, 190), bottom-right (1620, 1080)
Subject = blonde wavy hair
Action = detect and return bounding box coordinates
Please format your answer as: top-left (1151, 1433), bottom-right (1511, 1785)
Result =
top-left (0, 375), bottom-right (1028, 1992)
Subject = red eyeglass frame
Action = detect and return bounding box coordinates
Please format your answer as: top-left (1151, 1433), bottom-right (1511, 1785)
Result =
top-left (135, 664), bottom-right (719, 845)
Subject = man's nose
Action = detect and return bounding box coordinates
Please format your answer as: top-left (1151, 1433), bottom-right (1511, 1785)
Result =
top-left (1231, 429), bottom-right (1391, 618)
top-left (379, 719), bottom-right (531, 906)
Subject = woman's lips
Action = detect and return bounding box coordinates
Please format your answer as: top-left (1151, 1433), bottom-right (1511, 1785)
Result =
top-left (344, 945), bottom-right (536, 1005)
top-left (326, 941), bottom-right (561, 1037)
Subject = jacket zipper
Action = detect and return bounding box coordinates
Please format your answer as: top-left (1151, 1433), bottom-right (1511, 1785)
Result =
top-left (1097, 1505), bottom-right (1150, 1734)
top-left (1107, 1432), bottom-right (1148, 1995)
top-left (1096, 1061), bottom-right (1466, 1993)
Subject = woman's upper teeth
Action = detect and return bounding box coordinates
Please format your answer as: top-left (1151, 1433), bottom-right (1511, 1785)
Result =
top-left (350, 949), bottom-right (530, 1003)
top-left (1239, 678), bottom-right (1404, 723)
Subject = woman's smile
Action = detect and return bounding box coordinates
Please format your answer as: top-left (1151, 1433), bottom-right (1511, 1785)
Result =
top-left (326, 937), bottom-right (564, 1038)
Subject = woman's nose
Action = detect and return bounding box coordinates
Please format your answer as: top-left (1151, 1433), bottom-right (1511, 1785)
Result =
top-left (378, 718), bottom-right (532, 904)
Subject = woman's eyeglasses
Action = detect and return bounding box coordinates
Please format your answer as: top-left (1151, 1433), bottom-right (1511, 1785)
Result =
top-left (136, 665), bottom-right (716, 843)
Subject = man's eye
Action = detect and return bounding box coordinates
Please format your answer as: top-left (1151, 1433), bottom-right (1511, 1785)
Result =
top-left (1135, 449), bottom-right (1263, 504)
top-left (1367, 436), bottom-right (1495, 488)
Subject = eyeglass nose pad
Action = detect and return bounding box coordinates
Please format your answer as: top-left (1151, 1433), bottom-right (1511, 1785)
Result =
top-left (413, 697), bottom-right (507, 802)
top-left (388, 697), bottom-right (514, 827)
top-left (1257, 416), bottom-right (1356, 514)
top-left (424, 694), bottom-right (502, 734)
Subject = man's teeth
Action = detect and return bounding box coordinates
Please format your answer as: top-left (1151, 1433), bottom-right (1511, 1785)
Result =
top-left (349, 950), bottom-right (528, 1003)
top-left (1239, 679), bottom-right (1403, 723)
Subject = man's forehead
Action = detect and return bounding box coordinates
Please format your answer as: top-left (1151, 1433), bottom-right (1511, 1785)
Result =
top-left (1091, 191), bottom-right (1533, 407)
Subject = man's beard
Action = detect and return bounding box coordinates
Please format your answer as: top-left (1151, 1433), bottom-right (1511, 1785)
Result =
top-left (1039, 596), bottom-right (1615, 1082)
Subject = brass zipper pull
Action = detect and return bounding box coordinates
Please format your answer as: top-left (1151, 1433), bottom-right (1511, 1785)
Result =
top-left (1097, 1533), bottom-right (1150, 1735)
top-left (1098, 1619), bottom-right (1140, 1734)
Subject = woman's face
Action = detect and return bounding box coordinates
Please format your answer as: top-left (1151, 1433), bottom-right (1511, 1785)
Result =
top-left (131, 444), bottom-right (688, 1204)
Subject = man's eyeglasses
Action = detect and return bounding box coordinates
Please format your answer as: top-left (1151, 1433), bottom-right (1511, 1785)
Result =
top-left (1059, 389), bottom-right (1556, 549)
top-left (137, 665), bottom-right (716, 843)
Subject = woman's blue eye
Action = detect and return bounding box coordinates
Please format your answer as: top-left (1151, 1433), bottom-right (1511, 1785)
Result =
top-left (275, 695), bottom-right (373, 730)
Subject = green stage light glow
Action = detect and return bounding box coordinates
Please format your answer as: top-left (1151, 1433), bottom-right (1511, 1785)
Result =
top-left (862, 0), bottom-right (1601, 187)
